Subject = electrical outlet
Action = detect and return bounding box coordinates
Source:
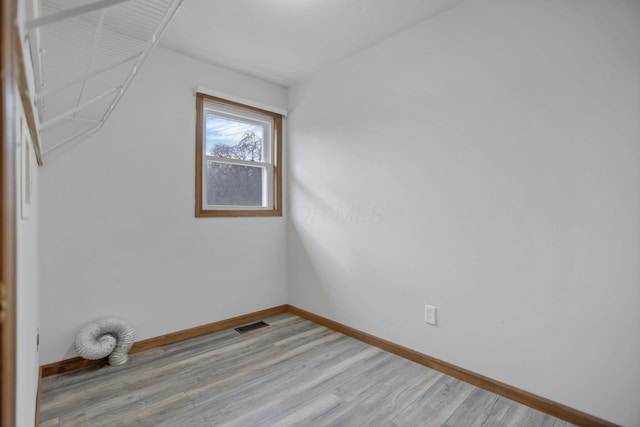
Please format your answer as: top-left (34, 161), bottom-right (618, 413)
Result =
top-left (425, 305), bottom-right (437, 325)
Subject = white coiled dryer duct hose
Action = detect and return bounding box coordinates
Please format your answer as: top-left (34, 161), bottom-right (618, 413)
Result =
top-left (74, 316), bottom-right (135, 366)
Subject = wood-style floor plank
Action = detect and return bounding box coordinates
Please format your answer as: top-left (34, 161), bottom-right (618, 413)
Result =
top-left (39, 313), bottom-right (574, 427)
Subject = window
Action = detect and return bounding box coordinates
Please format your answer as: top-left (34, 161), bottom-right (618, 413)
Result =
top-left (196, 93), bottom-right (282, 217)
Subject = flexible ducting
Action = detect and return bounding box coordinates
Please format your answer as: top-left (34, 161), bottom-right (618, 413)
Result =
top-left (74, 316), bottom-right (135, 366)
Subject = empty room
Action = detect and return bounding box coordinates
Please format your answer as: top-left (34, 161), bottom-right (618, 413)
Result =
top-left (1, 0), bottom-right (639, 426)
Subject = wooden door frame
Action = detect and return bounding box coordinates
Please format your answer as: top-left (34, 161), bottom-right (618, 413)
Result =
top-left (1, 0), bottom-right (18, 424)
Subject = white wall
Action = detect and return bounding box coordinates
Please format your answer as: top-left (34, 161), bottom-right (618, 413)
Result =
top-left (15, 97), bottom-right (41, 427)
top-left (287, 1), bottom-right (640, 426)
top-left (15, 0), bottom-right (41, 423)
top-left (39, 47), bottom-right (288, 364)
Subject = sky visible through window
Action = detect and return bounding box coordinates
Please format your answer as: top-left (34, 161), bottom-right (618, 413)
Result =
top-left (205, 112), bottom-right (265, 206)
top-left (206, 114), bottom-right (263, 154)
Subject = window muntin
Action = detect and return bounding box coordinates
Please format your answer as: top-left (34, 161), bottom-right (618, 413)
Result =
top-left (196, 93), bottom-right (282, 217)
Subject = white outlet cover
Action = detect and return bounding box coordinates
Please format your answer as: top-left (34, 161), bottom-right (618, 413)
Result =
top-left (425, 305), bottom-right (437, 325)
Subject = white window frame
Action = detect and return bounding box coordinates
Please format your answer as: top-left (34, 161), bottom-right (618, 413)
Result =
top-left (195, 93), bottom-right (283, 217)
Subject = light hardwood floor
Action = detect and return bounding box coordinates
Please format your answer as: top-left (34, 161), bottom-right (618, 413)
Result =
top-left (39, 313), bottom-right (574, 427)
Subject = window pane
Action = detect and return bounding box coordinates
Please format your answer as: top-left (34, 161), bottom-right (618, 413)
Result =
top-left (206, 161), bottom-right (264, 207)
top-left (206, 114), bottom-right (263, 162)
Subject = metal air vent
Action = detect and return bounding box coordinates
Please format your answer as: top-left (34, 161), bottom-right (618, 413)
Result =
top-left (235, 321), bottom-right (270, 334)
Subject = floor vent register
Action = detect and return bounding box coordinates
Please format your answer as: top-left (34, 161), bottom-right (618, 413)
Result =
top-left (235, 321), bottom-right (269, 334)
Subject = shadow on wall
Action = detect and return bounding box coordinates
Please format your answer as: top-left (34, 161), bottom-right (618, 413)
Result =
top-left (287, 221), bottom-right (332, 312)
top-left (287, 175), bottom-right (389, 316)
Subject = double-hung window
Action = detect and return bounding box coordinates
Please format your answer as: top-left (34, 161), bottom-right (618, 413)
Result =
top-left (196, 93), bottom-right (282, 217)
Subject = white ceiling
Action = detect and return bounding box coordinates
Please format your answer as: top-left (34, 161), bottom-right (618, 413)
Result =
top-left (159, 0), bottom-right (464, 87)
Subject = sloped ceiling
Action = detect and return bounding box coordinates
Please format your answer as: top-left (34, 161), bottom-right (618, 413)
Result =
top-left (31, 0), bottom-right (463, 155)
top-left (159, 0), bottom-right (465, 87)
